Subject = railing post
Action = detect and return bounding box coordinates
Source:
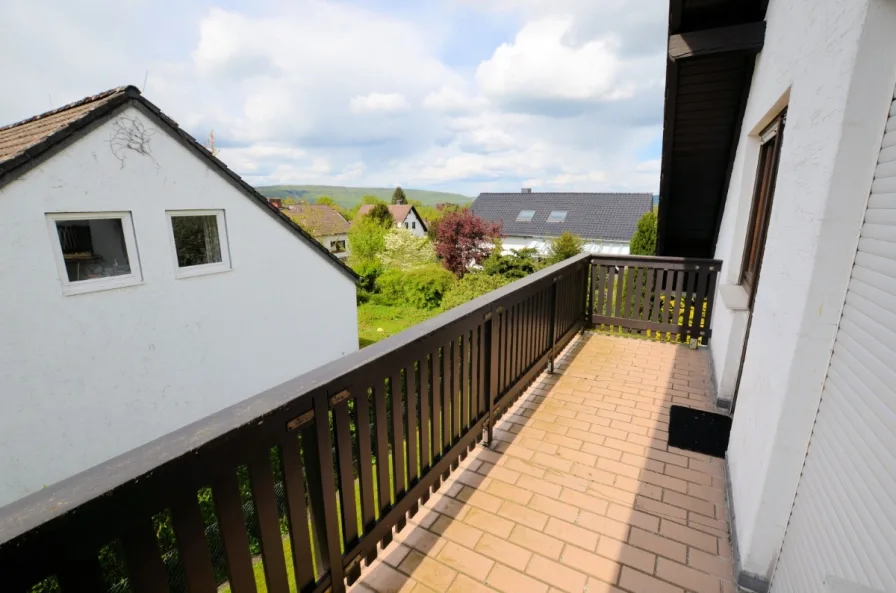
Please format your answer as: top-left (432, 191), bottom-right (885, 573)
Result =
top-left (548, 277), bottom-right (558, 374)
top-left (485, 307), bottom-right (499, 445)
top-left (584, 259), bottom-right (593, 332)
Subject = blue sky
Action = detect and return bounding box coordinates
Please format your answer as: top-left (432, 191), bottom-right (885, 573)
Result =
top-left (0, 0), bottom-right (667, 196)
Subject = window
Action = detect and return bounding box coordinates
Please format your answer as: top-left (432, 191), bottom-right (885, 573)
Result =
top-left (546, 210), bottom-right (568, 223)
top-left (516, 210), bottom-right (535, 222)
top-left (741, 112), bottom-right (785, 303)
top-left (47, 212), bottom-right (142, 295)
top-left (404, 222), bottom-right (409, 229)
top-left (330, 239), bottom-right (346, 253)
top-left (412, 221), bottom-right (416, 229)
top-left (167, 210), bottom-right (231, 278)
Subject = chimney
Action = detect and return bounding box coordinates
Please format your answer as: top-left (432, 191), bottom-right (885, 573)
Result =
top-left (521, 188), bottom-right (532, 193)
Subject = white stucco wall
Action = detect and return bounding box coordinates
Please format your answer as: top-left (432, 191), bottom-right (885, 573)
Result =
top-left (318, 232), bottom-right (349, 259)
top-left (502, 236), bottom-right (630, 256)
top-left (710, 0), bottom-right (896, 580)
top-left (0, 105), bottom-right (359, 508)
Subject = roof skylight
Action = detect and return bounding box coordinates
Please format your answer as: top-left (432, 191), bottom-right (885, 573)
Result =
top-left (516, 210), bottom-right (536, 222)
top-left (547, 210), bottom-right (568, 223)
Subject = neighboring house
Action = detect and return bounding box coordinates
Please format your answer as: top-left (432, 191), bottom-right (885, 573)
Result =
top-left (659, 0), bottom-right (896, 590)
top-left (0, 86), bottom-right (359, 507)
top-left (471, 189), bottom-right (652, 256)
top-left (355, 204), bottom-right (428, 237)
top-left (285, 204), bottom-right (351, 259)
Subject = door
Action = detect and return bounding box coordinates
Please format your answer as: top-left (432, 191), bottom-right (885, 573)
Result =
top-left (770, 82), bottom-right (896, 592)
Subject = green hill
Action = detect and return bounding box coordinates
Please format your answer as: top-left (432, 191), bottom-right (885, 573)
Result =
top-left (255, 185), bottom-right (473, 208)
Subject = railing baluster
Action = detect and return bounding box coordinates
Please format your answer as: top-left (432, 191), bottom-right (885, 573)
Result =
top-left (614, 264), bottom-right (626, 326)
top-left (420, 354), bottom-right (431, 475)
top-left (281, 434), bottom-right (317, 587)
top-left (57, 551), bottom-right (106, 593)
top-left (406, 362), bottom-right (419, 512)
top-left (333, 399), bottom-right (359, 550)
top-left (214, 471), bottom-right (258, 593)
top-left (652, 269), bottom-right (664, 325)
top-left (703, 264), bottom-right (720, 344)
top-left (441, 344), bottom-right (451, 461)
top-left (309, 392), bottom-right (345, 592)
top-left (352, 385), bottom-right (376, 537)
top-left (301, 421), bottom-right (331, 576)
top-left (662, 269), bottom-right (674, 331)
top-left (371, 380), bottom-right (391, 542)
top-left (458, 335), bottom-right (466, 440)
top-left (694, 264), bottom-right (709, 342)
top-left (430, 347), bottom-right (442, 469)
top-left (596, 264), bottom-right (607, 319)
top-left (452, 337), bottom-right (462, 451)
top-left (486, 311), bottom-right (498, 444)
top-left (171, 490), bottom-right (217, 593)
top-left (122, 518), bottom-right (171, 593)
top-left (685, 266), bottom-right (699, 342)
top-left (641, 268), bottom-right (657, 324)
top-left (249, 448), bottom-right (291, 593)
top-left (390, 371), bottom-right (407, 519)
top-left (672, 270), bottom-right (686, 341)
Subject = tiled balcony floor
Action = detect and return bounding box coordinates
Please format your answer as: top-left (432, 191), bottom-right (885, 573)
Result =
top-left (351, 333), bottom-right (735, 593)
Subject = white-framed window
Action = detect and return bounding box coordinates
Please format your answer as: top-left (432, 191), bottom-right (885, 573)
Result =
top-left (516, 210), bottom-right (535, 222)
top-left (546, 210), bottom-right (568, 223)
top-left (412, 221), bottom-right (416, 229)
top-left (167, 210), bottom-right (231, 278)
top-left (47, 212), bottom-right (143, 295)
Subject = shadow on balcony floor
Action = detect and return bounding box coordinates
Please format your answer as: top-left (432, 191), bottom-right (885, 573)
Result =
top-left (349, 332), bottom-right (736, 593)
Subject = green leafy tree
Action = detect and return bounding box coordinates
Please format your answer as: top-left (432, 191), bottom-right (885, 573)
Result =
top-left (392, 186), bottom-right (408, 205)
top-left (547, 231), bottom-right (584, 264)
top-left (315, 196), bottom-right (336, 206)
top-left (348, 216), bottom-right (390, 265)
top-left (368, 203), bottom-right (395, 228)
top-left (378, 227), bottom-right (436, 270)
top-left (630, 210), bottom-right (658, 255)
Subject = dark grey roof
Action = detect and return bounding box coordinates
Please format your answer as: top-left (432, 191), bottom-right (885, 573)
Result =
top-left (471, 192), bottom-right (653, 242)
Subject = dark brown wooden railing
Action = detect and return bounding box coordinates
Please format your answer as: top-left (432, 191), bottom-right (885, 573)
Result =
top-left (589, 255), bottom-right (722, 344)
top-left (0, 254), bottom-right (592, 593)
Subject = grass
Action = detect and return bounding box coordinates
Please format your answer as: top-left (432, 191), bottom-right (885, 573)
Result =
top-left (357, 303), bottom-right (440, 347)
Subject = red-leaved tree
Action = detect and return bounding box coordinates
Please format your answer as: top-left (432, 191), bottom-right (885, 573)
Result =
top-left (434, 210), bottom-right (502, 277)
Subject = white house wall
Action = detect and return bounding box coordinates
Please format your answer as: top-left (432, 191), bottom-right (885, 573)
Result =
top-left (400, 209), bottom-right (426, 237)
top-left (0, 105), bottom-right (359, 507)
top-left (317, 233), bottom-right (349, 259)
top-left (501, 236), bottom-right (630, 257)
top-left (709, 0), bottom-right (896, 582)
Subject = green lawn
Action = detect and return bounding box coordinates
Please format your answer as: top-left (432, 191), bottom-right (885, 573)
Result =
top-left (357, 303), bottom-right (439, 348)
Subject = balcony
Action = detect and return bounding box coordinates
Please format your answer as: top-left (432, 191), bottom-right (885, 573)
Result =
top-left (0, 253), bottom-right (726, 593)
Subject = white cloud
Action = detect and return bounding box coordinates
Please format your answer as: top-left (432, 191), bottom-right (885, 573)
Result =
top-left (350, 93), bottom-right (411, 115)
top-left (0, 0), bottom-right (665, 196)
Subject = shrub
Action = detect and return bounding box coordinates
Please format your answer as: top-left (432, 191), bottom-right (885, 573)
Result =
top-left (352, 259), bottom-right (382, 293)
top-left (630, 210), bottom-right (658, 255)
top-left (547, 231), bottom-right (584, 264)
top-left (376, 265), bottom-right (456, 309)
top-left (348, 216), bottom-right (389, 264)
top-left (367, 203), bottom-right (395, 228)
top-left (442, 272), bottom-right (512, 310)
top-left (482, 246), bottom-right (540, 279)
top-left (434, 210), bottom-right (502, 277)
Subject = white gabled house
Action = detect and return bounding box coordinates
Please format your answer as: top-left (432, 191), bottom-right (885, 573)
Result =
top-left (0, 86), bottom-right (359, 507)
top-left (355, 204), bottom-right (428, 237)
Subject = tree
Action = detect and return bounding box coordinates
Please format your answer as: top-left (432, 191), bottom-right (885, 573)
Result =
top-left (392, 186), bottom-right (408, 205)
top-left (630, 210), bottom-right (658, 255)
top-left (367, 203), bottom-right (395, 228)
top-left (348, 216), bottom-right (390, 265)
top-left (483, 242), bottom-right (540, 279)
top-left (378, 228), bottom-right (436, 270)
top-left (315, 196), bottom-right (336, 206)
top-left (434, 210), bottom-right (502, 277)
top-left (547, 231), bottom-right (584, 264)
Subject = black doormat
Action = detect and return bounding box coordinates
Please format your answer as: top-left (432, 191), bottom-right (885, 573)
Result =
top-left (667, 405), bottom-right (732, 458)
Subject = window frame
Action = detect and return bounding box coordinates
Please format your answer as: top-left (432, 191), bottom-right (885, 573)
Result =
top-left (546, 210), bottom-right (568, 223)
top-left (166, 209), bottom-right (231, 279)
top-left (516, 210), bottom-right (536, 222)
top-left (46, 211), bottom-right (143, 296)
top-left (740, 112), bottom-right (786, 304)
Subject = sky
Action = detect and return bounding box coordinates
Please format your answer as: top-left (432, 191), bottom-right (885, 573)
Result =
top-left (0, 0), bottom-right (667, 196)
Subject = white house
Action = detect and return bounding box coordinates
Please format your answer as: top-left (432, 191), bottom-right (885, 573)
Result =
top-left (658, 0), bottom-right (896, 590)
top-left (0, 86), bottom-right (359, 508)
top-left (284, 203), bottom-right (351, 259)
top-left (471, 190), bottom-right (652, 256)
top-left (356, 204), bottom-right (428, 237)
